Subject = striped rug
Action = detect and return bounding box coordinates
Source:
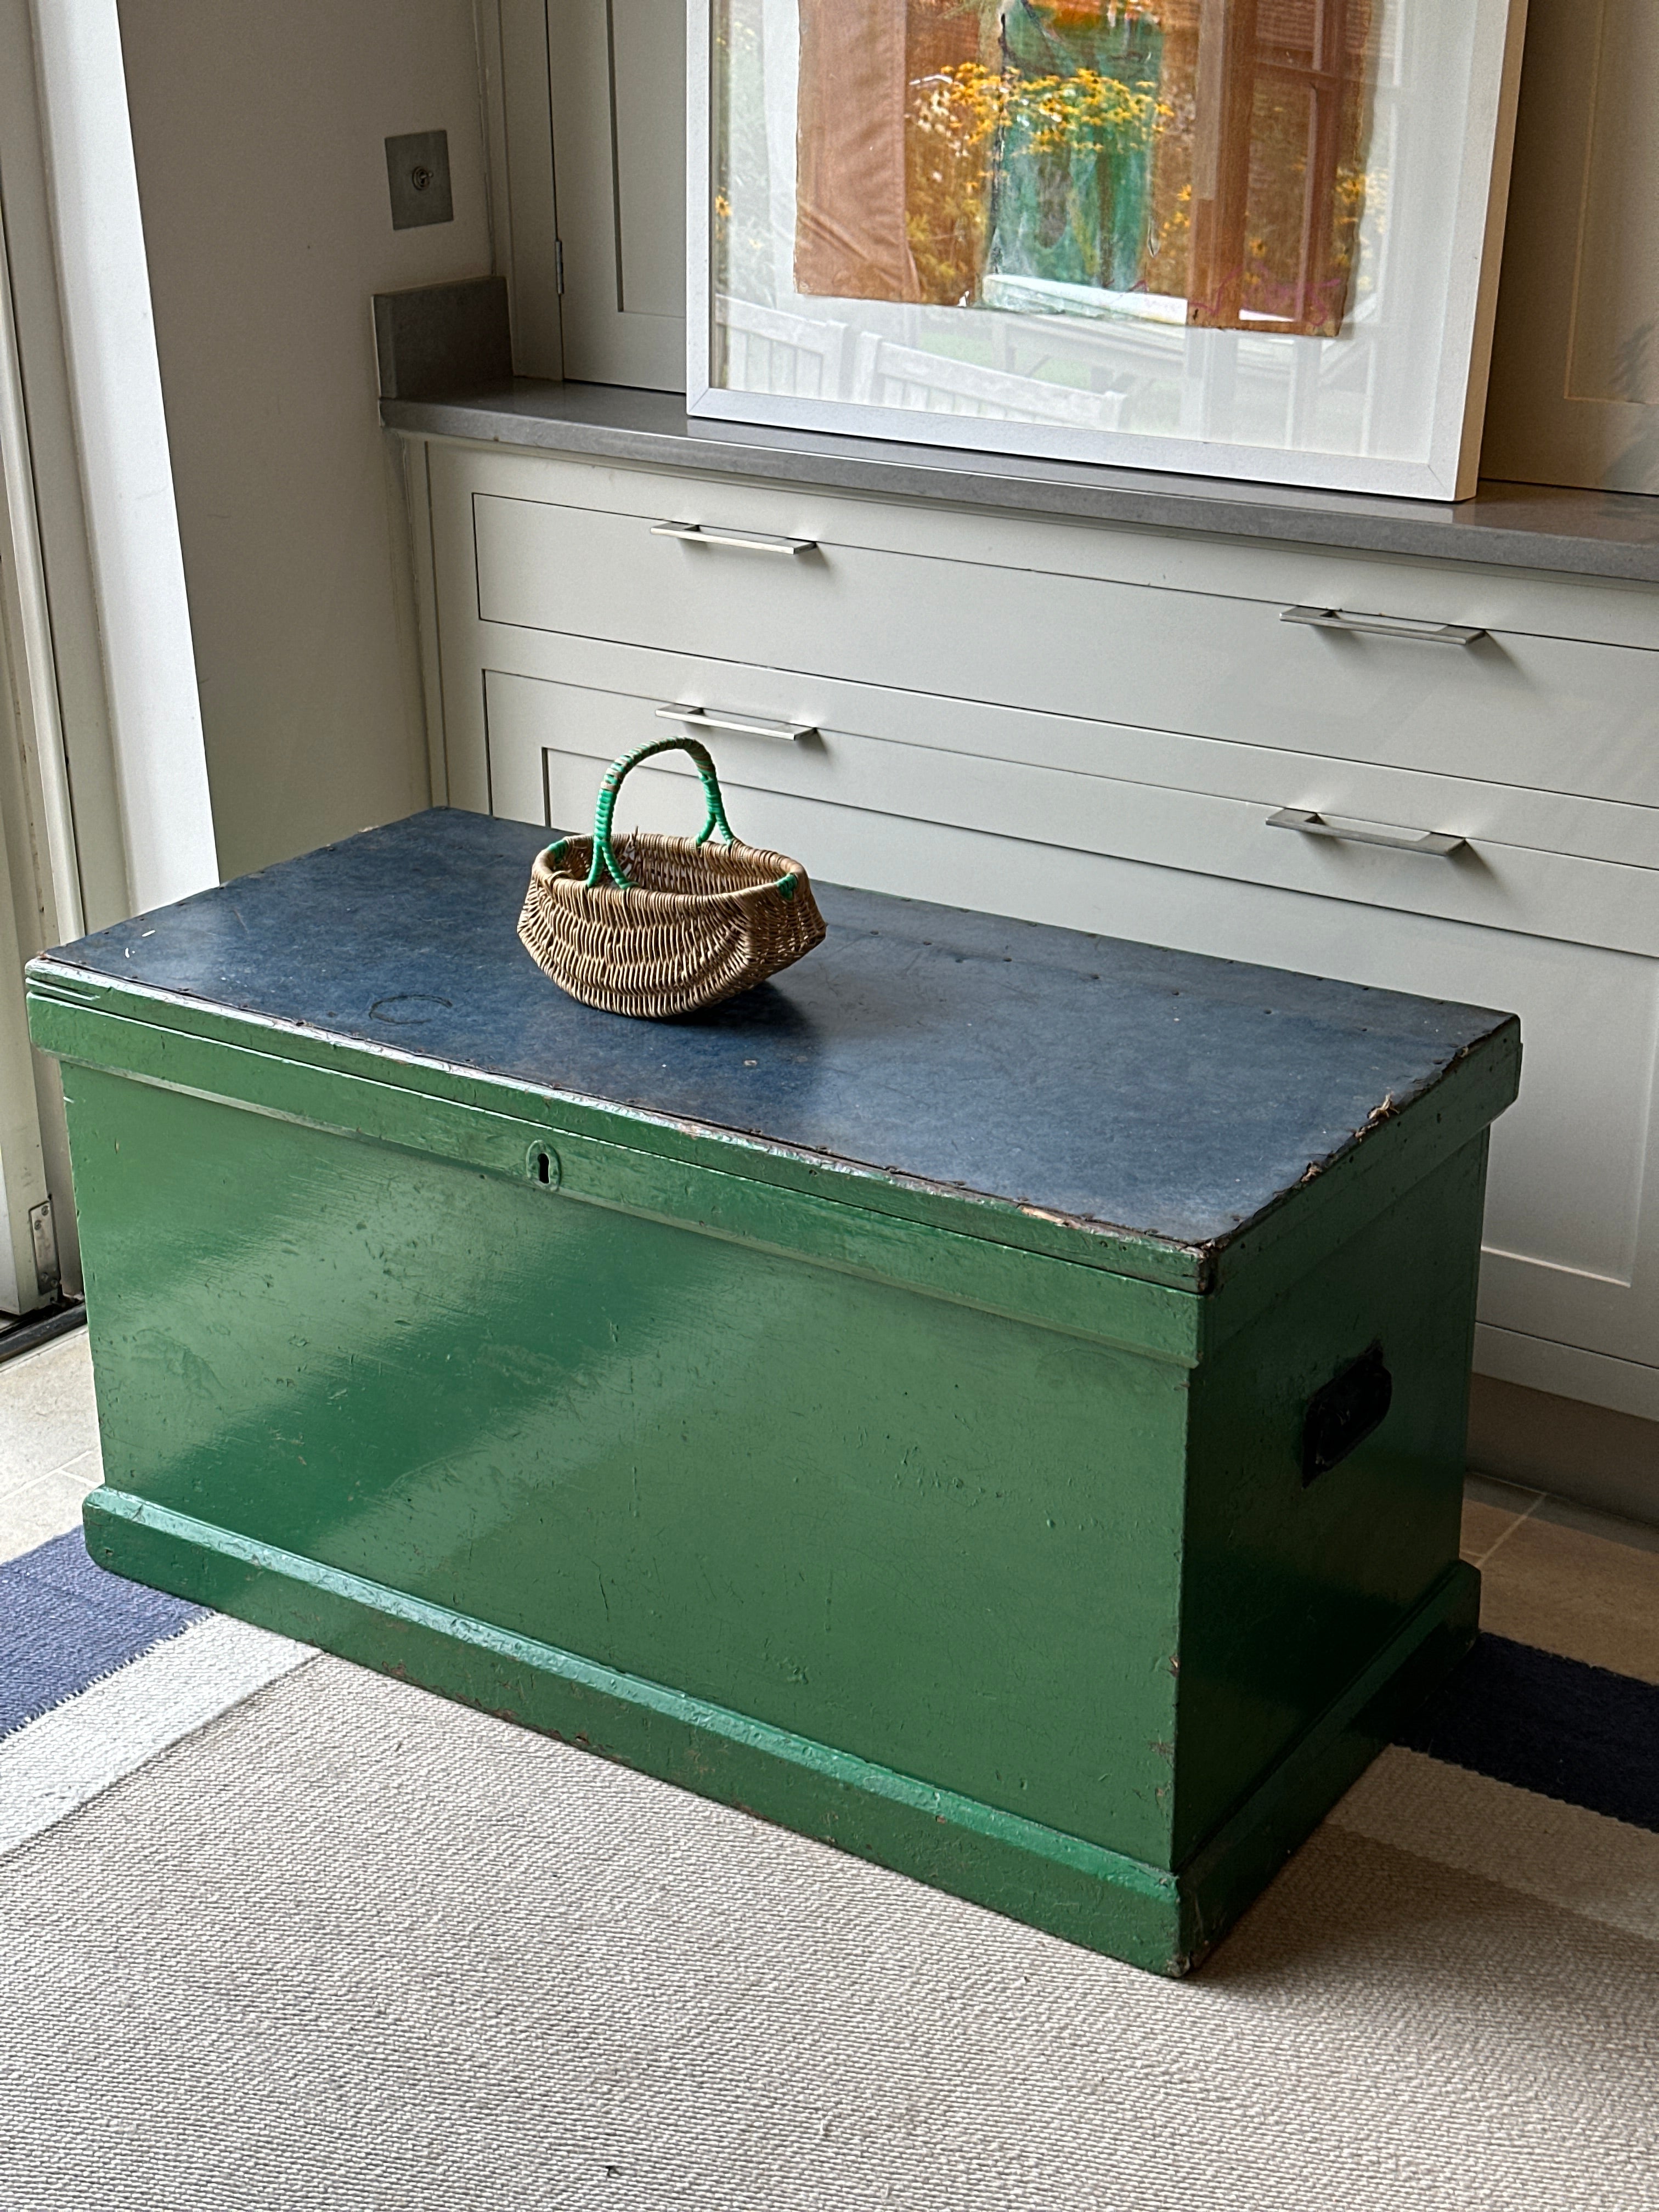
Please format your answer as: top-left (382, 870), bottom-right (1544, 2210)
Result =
top-left (2, 1514), bottom-right (1656, 2209)
top-left (0, 1529), bottom-right (308, 1858)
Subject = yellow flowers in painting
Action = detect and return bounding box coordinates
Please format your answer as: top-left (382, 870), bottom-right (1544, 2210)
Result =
top-left (795, 0), bottom-right (1377, 339)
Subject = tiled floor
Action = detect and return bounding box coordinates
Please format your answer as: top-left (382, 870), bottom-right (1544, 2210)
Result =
top-left (0, 1331), bottom-right (103, 1566)
top-left (1460, 1471), bottom-right (1659, 1686)
top-left (4, 1326), bottom-right (1659, 1677)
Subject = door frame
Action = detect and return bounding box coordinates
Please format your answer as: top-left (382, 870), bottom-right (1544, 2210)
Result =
top-left (0, 0), bottom-right (221, 1306)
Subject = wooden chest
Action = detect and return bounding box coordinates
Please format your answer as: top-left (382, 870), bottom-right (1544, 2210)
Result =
top-left (27, 810), bottom-right (1519, 1973)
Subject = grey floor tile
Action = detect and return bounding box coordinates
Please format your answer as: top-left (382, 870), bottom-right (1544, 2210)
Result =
top-left (1463, 1470), bottom-right (1545, 1517)
top-left (0, 1330), bottom-right (99, 1498)
top-left (1479, 1513), bottom-right (1659, 1685)
top-left (0, 1462), bottom-right (95, 1565)
top-left (1532, 1491), bottom-right (1659, 1556)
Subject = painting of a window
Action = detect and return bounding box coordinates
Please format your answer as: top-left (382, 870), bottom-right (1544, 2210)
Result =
top-left (693, 0), bottom-right (1527, 498)
top-left (798, 1), bottom-right (1374, 341)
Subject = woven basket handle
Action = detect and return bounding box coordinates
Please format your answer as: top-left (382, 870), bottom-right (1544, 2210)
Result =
top-left (585, 736), bottom-right (737, 890)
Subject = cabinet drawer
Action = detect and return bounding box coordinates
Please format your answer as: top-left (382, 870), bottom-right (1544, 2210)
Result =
top-left (483, 664), bottom-right (1658, 957)
top-left (479, 627), bottom-right (1659, 873)
top-left (475, 489), bottom-right (1659, 810)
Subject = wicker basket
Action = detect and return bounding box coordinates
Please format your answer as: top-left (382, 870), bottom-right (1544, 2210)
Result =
top-left (517, 736), bottom-right (827, 1019)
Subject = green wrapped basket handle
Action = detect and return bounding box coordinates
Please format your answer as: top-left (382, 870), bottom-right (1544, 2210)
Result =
top-left (557, 735), bottom-right (795, 900)
top-left (583, 735), bottom-right (736, 890)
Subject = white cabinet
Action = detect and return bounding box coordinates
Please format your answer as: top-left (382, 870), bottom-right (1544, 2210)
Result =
top-left (418, 438), bottom-right (1659, 1424)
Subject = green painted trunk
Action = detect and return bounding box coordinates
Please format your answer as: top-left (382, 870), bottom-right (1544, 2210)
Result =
top-left (27, 813), bottom-right (1517, 1973)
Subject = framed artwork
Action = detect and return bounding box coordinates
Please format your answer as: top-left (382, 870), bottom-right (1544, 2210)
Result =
top-left (687, 1), bottom-right (1529, 498)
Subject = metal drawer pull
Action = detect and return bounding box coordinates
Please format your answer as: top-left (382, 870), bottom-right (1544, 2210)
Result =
top-left (1280, 605), bottom-right (1486, 646)
top-left (1267, 808), bottom-right (1465, 857)
top-left (650, 520), bottom-right (817, 556)
top-left (655, 704), bottom-right (816, 744)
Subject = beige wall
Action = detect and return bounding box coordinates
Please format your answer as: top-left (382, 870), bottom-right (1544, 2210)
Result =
top-left (117, 0), bottom-right (491, 879)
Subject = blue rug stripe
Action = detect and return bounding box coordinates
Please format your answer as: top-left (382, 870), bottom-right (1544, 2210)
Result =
top-left (0, 1529), bottom-right (205, 1739)
top-left (1393, 1633), bottom-right (1659, 1835)
top-left (7, 1541), bottom-right (1656, 1841)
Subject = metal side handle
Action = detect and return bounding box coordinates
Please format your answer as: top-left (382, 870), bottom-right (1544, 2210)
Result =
top-left (1280, 604), bottom-right (1486, 646)
top-left (1267, 808), bottom-right (1466, 857)
top-left (655, 704), bottom-right (816, 744)
top-left (651, 520), bottom-right (818, 556)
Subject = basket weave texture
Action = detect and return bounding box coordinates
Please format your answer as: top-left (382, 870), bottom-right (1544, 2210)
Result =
top-left (517, 738), bottom-right (825, 1019)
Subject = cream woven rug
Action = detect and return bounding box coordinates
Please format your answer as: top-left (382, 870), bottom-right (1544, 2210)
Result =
top-left (3, 1333), bottom-right (1657, 2210)
top-left (2, 1644), bottom-right (1657, 2211)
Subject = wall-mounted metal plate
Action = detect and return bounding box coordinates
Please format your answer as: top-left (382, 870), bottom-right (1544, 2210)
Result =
top-left (27, 1198), bottom-right (59, 1299)
top-left (385, 130), bottom-right (453, 231)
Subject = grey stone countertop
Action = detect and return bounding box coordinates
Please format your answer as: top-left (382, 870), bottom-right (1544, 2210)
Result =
top-left (381, 377), bottom-right (1659, 585)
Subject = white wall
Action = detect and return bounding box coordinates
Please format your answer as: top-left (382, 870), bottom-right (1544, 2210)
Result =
top-left (32, 0), bottom-right (219, 913)
top-left (116, 0), bottom-right (493, 879)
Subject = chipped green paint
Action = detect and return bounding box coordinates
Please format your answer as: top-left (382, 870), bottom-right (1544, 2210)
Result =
top-left (33, 976), bottom-right (1506, 1974)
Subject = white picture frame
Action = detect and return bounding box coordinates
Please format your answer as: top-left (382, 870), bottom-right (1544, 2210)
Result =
top-left (687, 0), bottom-right (1530, 500)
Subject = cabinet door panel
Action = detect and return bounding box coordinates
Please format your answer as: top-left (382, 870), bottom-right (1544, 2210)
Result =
top-left (1483, 0), bottom-right (1659, 493)
top-left (546, 0), bottom-right (685, 390)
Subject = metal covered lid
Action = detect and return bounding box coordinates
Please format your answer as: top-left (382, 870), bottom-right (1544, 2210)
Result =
top-left (29, 808), bottom-right (1518, 1279)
